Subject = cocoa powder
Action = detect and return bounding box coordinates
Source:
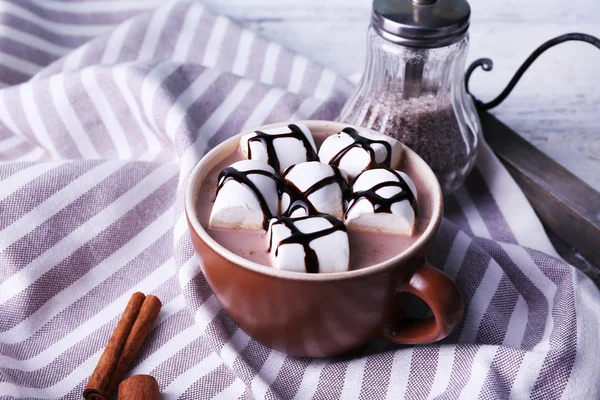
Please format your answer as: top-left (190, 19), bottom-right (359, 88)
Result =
top-left (361, 94), bottom-right (477, 192)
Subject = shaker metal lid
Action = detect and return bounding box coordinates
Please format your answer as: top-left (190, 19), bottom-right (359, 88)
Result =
top-left (372, 0), bottom-right (470, 48)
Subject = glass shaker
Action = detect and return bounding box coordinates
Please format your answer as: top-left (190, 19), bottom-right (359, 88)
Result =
top-left (340, 0), bottom-right (482, 193)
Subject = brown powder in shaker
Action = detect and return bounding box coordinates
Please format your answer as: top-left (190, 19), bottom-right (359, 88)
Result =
top-left (364, 94), bottom-right (477, 192)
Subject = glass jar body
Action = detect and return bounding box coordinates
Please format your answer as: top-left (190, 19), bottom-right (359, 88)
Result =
top-left (340, 27), bottom-right (481, 193)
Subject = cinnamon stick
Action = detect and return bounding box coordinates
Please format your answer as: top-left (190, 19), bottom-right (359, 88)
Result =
top-left (83, 293), bottom-right (162, 400)
top-left (104, 294), bottom-right (162, 398)
top-left (83, 292), bottom-right (146, 400)
top-left (118, 374), bottom-right (160, 400)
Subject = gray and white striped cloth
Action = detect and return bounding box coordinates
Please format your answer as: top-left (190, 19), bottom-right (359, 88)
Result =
top-left (0, 1), bottom-right (599, 399)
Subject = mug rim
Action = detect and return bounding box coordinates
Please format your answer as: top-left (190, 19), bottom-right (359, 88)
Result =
top-left (185, 120), bottom-right (443, 282)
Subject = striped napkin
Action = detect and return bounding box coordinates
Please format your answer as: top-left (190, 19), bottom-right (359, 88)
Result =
top-left (1, 1), bottom-right (599, 399)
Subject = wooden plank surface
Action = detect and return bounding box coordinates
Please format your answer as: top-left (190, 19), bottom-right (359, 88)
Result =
top-left (480, 111), bottom-right (600, 271)
top-left (203, 0), bottom-right (600, 191)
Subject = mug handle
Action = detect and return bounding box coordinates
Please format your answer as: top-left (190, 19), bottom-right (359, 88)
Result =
top-left (380, 261), bottom-right (464, 345)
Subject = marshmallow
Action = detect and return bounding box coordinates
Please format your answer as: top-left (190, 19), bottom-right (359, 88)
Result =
top-left (240, 123), bottom-right (318, 174)
top-left (281, 161), bottom-right (347, 219)
top-left (318, 127), bottom-right (403, 180)
top-left (268, 215), bottom-right (349, 273)
top-left (345, 168), bottom-right (418, 235)
top-left (209, 160), bottom-right (280, 231)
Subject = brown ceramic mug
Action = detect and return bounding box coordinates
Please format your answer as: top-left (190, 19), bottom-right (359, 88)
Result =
top-left (185, 120), bottom-right (463, 358)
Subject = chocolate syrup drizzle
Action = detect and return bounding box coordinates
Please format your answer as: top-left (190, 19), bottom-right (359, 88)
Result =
top-left (329, 127), bottom-right (393, 172)
top-left (268, 214), bottom-right (347, 273)
top-left (281, 164), bottom-right (349, 216)
top-left (345, 169), bottom-right (417, 219)
top-left (248, 124), bottom-right (318, 172)
top-left (216, 167), bottom-right (281, 229)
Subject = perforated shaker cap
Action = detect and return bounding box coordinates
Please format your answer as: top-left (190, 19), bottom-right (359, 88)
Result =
top-left (372, 0), bottom-right (471, 48)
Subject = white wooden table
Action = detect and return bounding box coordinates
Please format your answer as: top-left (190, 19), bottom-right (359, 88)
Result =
top-left (202, 0), bottom-right (600, 191)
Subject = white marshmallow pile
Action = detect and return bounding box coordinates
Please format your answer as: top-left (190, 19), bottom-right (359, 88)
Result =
top-left (346, 169), bottom-right (418, 235)
top-left (208, 124), bottom-right (418, 273)
top-left (268, 215), bottom-right (349, 273)
top-left (240, 123), bottom-right (318, 174)
top-left (281, 161), bottom-right (346, 219)
top-left (318, 127), bottom-right (403, 180)
top-left (209, 160), bottom-right (279, 231)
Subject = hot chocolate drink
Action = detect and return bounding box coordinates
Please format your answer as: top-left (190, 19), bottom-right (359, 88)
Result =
top-left (186, 121), bottom-right (463, 357)
top-left (195, 124), bottom-right (431, 272)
